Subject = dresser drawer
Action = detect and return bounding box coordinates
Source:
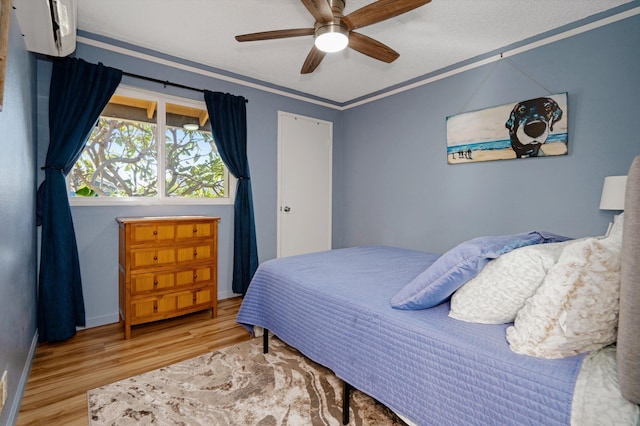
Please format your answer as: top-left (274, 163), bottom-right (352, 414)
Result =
top-left (131, 292), bottom-right (185, 320)
top-left (129, 243), bottom-right (214, 270)
top-left (175, 221), bottom-right (215, 240)
top-left (130, 223), bottom-right (176, 244)
top-left (131, 266), bottom-right (213, 295)
top-left (130, 247), bottom-right (176, 269)
top-left (131, 271), bottom-right (175, 293)
top-left (129, 221), bottom-right (215, 245)
top-left (175, 266), bottom-right (212, 286)
top-left (131, 289), bottom-right (213, 322)
top-left (176, 243), bottom-right (214, 263)
top-left (177, 288), bottom-right (212, 309)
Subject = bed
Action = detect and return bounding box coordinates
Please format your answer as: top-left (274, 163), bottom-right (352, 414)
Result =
top-left (237, 156), bottom-right (640, 426)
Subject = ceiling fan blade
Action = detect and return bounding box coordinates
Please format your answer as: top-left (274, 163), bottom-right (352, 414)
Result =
top-left (236, 28), bottom-right (314, 42)
top-left (301, 0), bottom-right (334, 24)
top-left (349, 32), bottom-right (399, 63)
top-left (301, 46), bottom-right (327, 74)
top-left (342, 0), bottom-right (431, 30)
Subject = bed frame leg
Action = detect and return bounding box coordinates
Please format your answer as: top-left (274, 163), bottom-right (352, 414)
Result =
top-left (263, 328), bottom-right (269, 354)
top-left (343, 381), bottom-right (352, 425)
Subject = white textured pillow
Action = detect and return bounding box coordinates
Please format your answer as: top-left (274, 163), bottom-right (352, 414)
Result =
top-left (506, 232), bottom-right (622, 359)
top-left (449, 240), bottom-right (575, 324)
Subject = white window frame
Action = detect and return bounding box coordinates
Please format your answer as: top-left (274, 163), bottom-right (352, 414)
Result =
top-left (68, 85), bottom-right (236, 206)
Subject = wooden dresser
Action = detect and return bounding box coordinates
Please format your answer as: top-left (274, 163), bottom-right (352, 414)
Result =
top-left (116, 216), bottom-right (220, 339)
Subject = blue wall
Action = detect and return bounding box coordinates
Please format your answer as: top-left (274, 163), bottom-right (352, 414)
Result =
top-left (337, 13), bottom-right (640, 254)
top-left (33, 13), bottom-right (639, 332)
top-left (35, 42), bottom-right (342, 327)
top-left (0, 9), bottom-right (37, 425)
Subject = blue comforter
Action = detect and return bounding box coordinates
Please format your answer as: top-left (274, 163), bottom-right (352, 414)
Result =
top-left (237, 246), bottom-right (584, 425)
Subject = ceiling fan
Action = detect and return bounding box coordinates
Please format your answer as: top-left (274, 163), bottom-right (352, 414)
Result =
top-left (235, 0), bottom-right (432, 74)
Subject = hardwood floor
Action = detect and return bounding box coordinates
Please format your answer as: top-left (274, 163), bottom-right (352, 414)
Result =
top-left (17, 297), bottom-right (250, 426)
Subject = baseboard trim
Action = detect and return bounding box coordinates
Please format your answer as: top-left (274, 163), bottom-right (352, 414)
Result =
top-left (218, 290), bottom-right (240, 301)
top-left (6, 331), bottom-right (38, 425)
top-left (82, 294), bottom-right (241, 330)
top-left (83, 313), bottom-right (120, 329)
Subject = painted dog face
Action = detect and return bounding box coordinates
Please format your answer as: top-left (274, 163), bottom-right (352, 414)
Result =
top-left (505, 97), bottom-right (563, 158)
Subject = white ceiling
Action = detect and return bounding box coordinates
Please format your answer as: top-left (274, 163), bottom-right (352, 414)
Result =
top-left (76, 0), bottom-right (635, 104)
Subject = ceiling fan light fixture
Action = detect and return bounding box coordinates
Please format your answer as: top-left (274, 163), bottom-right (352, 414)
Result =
top-left (314, 23), bottom-right (348, 53)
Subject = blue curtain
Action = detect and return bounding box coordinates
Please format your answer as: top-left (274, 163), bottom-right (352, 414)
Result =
top-left (204, 91), bottom-right (258, 295)
top-left (36, 58), bottom-right (122, 342)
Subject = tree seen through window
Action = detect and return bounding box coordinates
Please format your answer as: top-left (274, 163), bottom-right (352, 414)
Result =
top-left (68, 91), bottom-right (228, 199)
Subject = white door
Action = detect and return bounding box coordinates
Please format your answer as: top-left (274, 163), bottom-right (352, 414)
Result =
top-left (277, 112), bottom-right (332, 258)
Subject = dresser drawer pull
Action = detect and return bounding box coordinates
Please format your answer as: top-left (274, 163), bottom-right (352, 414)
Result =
top-left (193, 251), bottom-right (198, 257)
top-left (193, 228), bottom-right (198, 233)
top-left (153, 301), bottom-right (158, 312)
top-left (153, 230), bottom-right (158, 235)
top-left (153, 256), bottom-right (158, 261)
top-left (193, 293), bottom-right (197, 303)
top-left (153, 280), bottom-right (158, 287)
top-left (193, 274), bottom-right (198, 280)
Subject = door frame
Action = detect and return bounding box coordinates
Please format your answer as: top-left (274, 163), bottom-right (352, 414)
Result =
top-left (277, 111), bottom-right (333, 258)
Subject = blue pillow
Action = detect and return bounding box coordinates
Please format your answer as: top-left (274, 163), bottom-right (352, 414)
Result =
top-left (390, 231), bottom-right (570, 310)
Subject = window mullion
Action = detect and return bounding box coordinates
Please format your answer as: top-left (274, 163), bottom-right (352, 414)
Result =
top-left (157, 100), bottom-right (166, 198)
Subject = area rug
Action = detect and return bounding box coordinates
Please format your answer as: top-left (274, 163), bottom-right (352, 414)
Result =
top-left (88, 337), bottom-right (406, 425)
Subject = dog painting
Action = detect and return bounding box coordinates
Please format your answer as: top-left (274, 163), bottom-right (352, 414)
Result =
top-left (505, 97), bottom-right (563, 158)
top-left (446, 93), bottom-right (568, 164)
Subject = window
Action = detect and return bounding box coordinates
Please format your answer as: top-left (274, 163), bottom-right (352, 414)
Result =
top-left (68, 87), bottom-right (233, 205)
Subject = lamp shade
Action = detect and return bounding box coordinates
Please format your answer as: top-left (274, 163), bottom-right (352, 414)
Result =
top-left (599, 175), bottom-right (627, 210)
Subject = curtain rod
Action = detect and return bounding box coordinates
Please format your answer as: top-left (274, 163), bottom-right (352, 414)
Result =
top-left (42, 56), bottom-right (248, 103)
top-left (122, 71), bottom-right (249, 103)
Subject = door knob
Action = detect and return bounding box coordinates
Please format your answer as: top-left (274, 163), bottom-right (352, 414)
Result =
top-left (283, 206), bottom-right (291, 212)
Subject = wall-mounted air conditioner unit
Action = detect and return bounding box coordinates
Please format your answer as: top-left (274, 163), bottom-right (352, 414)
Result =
top-left (14, 0), bottom-right (77, 57)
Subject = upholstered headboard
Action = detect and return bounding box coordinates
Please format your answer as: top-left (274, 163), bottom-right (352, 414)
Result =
top-left (617, 155), bottom-right (640, 405)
